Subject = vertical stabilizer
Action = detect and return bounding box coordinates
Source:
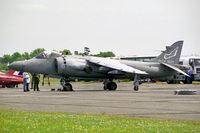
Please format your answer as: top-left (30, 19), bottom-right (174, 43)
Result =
top-left (6, 70), bottom-right (15, 75)
top-left (153, 41), bottom-right (183, 64)
top-left (6, 70), bottom-right (23, 76)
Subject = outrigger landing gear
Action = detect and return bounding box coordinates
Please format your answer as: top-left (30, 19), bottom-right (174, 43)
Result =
top-left (133, 74), bottom-right (139, 91)
top-left (60, 78), bottom-right (73, 91)
top-left (103, 79), bottom-right (117, 91)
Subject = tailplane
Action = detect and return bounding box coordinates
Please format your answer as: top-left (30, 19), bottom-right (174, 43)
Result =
top-left (6, 70), bottom-right (16, 75)
top-left (6, 70), bottom-right (23, 76)
top-left (153, 41), bottom-right (183, 64)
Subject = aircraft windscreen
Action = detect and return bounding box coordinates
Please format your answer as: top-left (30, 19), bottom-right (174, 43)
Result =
top-left (35, 53), bottom-right (47, 59)
top-left (35, 51), bottom-right (62, 59)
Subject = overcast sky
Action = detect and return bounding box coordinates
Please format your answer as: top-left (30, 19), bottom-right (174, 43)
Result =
top-left (0, 0), bottom-right (200, 57)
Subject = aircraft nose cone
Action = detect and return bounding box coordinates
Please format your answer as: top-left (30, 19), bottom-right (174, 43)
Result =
top-left (8, 61), bottom-right (24, 71)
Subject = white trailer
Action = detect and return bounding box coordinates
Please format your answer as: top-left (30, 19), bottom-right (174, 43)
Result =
top-left (179, 56), bottom-right (200, 81)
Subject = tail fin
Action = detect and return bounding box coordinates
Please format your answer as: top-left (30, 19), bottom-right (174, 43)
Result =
top-left (6, 70), bottom-right (16, 75)
top-left (153, 41), bottom-right (183, 64)
top-left (6, 70), bottom-right (23, 76)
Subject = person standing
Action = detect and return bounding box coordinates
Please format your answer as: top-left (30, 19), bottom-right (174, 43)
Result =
top-left (187, 67), bottom-right (193, 84)
top-left (23, 72), bottom-right (27, 92)
top-left (26, 73), bottom-right (30, 91)
top-left (34, 74), bottom-right (40, 91)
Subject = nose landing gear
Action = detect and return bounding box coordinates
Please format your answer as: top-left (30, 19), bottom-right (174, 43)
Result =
top-left (133, 74), bottom-right (139, 91)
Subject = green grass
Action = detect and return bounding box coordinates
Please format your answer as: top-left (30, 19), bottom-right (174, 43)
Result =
top-left (0, 110), bottom-right (200, 133)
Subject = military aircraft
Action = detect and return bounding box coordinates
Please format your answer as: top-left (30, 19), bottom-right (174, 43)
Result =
top-left (9, 41), bottom-right (189, 91)
top-left (0, 70), bottom-right (23, 88)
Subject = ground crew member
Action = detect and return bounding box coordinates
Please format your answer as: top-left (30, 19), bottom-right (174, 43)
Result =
top-left (31, 74), bottom-right (36, 90)
top-left (34, 74), bottom-right (40, 91)
top-left (26, 73), bottom-right (30, 91)
top-left (187, 67), bottom-right (193, 84)
top-left (23, 72), bottom-right (30, 92)
top-left (23, 72), bottom-right (27, 92)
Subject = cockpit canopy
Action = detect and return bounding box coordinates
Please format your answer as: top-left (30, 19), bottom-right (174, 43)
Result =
top-left (35, 50), bottom-right (62, 59)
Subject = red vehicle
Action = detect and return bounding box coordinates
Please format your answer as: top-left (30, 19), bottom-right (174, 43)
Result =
top-left (0, 70), bottom-right (23, 88)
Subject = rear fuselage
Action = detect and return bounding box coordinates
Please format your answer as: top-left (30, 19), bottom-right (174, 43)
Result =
top-left (120, 60), bottom-right (175, 80)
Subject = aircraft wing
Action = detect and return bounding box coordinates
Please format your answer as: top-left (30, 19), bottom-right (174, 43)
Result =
top-left (87, 57), bottom-right (148, 75)
top-left (161, 62), bottom-right (190, 77)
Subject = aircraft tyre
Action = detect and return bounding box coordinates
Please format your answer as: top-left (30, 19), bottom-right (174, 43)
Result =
top-left (63, 83), bottom-right (73, 91)
top-left (106, 82), bottom-right (117, 91)
top-left (134, 86), bottom-right (139, 91)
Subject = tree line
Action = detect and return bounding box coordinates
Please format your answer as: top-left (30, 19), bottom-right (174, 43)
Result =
top-left (0, 48), bottom-right (115, 70)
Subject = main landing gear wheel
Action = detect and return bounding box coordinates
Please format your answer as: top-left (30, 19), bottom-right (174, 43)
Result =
top-left (134, 86), bottom-right (139, 91)
top-left (104, 82), bottom-right (117, 91)
top-left (63, 83), bottom-right (73, 91)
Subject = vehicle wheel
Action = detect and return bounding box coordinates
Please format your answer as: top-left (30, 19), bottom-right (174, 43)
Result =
top-left (107, 82), bottom-right (117, 91)
top-left (63, 83), bottom-right (73, 91)
top-left (134, 86), bottom-right (139, 91)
